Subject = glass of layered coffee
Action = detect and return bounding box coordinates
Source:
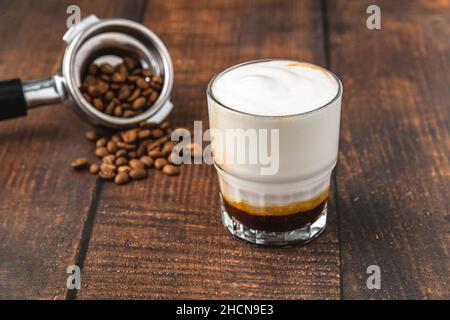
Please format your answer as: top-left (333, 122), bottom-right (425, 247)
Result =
top-left (207, 59), bottom-right (342, 246)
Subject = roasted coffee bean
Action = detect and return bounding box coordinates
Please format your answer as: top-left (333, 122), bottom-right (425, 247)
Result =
top-left (105, 102), bottom-right (115, 115)
top-left (138, 129), bottom-right (152, 140)
top-left (124, 56), bottom-right (139, 71)
top-left (110, 83), bottom-right (121, 90)
top-left (99, 170), bottom-right (115, 180)
top-left (80, 84), bottom-right (88, 93)
top-left (118, 85), bottom-right (131, 100)
top-left (106, 141), bottom-right (117, 154)
top-left (121, 129), bottom-right (137, 144)
top-left (85, 130), bottom-right (98, 142)
top-left (127, 75), bottom-right (140, 82)
top-left (123, 110), bottom-right (137, 118)
top-left (128, 88), bottom-right (141, 102)
top-left (136, 78), bottom-right (150, 90)
top-left (84, 75), bottom-right (97, 85)
top-left (129, 167), bottom-right (148, 180)
top-left (71, 158), bottom-right (88, 170)
top-left (189, 142), bottom-right (203, 158)
top-left (104, 90), bottom-right (114, 101)
top-left (97, 81), bottom-right (109, 94)
top-left (142, 68), bottom-right (153, 77)
top-left (140, 156), bottom-right (154, 168)
top-left (115, 149), bottom-right (127, 157)
top-left (116, 142), bottom-right (136, 150)
top-left (139, 121), bottom-right (158, 129)
top-left (152, 80), bottom-right (163, 90)
top-left (93, 98), bottom-right (104, 110)
top-left (160, 121), bottom-right (170, 130)
top-left (148, 149), bottom-right (164, 158)
top-left (168, 152), bottom-right (181, 165)
top-left (95, 147), bottom-right (109, 158)
top-left (127, 150), bottom-right (138, 159)
top-left (154, 158), bottom-right (168, 170)
top-left (132, 97), bottom-right (146, 110)
top-left (163, 141), bottom-right (178, 150)
top-left (118, 165), bottom-right (131, 173)
top-left (152, 75), bottom-right (163, 85)
top-left (141, 88), bottom-right (153, 96)
top-left (100, 162), bottom-right (117, 173)
top-left (152, 128), bottom-right (164, 138)
top-left (89, 163), bottom-right (100, 174)
top-left (129, 159), bottom-right (145, 169)
top-left (117, 63), bottom-right (128, 75)
top-left (137, 144), bottom-right (146, 157)
top-left (146, 136), bottom-right (169, 152)
top-left (101, 74), bottom-right (112, 82)
top-left (148, 91), bottom-right (159, 104)
top-left (115, 157), bottom-right (128, 166)
top-left (111, 134), bottom-right (122, 143)
top-left (114, 172), bottom-right (130, 185)
top-left (96, 137), bottom-right (108, 148)
top-left (161, 146), bottom-right (172, 157)
top-left (88, 64), bottom-right (98, 75)
top-left (162, 164), bottom-right (179, 176)
top-left (100, 63), bottom-right (115, 74)
top-left (112, 72), bottom-right (126, 83)
top-left (102, 154), bottom-right (116, 165)
top-left (82, 93), bottom-right (92, 103)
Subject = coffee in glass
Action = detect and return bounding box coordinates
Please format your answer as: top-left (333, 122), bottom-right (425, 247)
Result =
top-left (207, 59), bottom-right (342, 246)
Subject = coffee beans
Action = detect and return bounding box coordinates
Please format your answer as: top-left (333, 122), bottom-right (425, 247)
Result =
top-left (85, 130), bottom-right (98, 142)
top-left (162, 164), bottom-right (180, 176)
top-left (80, 55), bottom-right (163, 119)
top-left (129, 167), bottom-right (148, 180)
top-left (72, 121), bottom-right (186, 185)
top-left (154, 158), bottom-right (168, 170)
top-left (95, 147), bottom-right (109, 158)
top-left (114, 172), bottom-right (130, 185)
top-left (89, 163), bottom-right (100, 175)
top-left (129, 159), bottom-right (145, 169)
top-left (71, 158), bottom-right (88, 170)
top-left (140, 156), bottom-right (154, 168)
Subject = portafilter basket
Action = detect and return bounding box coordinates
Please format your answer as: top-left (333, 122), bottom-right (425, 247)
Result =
top-left (0, 15), bottom-right (174, 129)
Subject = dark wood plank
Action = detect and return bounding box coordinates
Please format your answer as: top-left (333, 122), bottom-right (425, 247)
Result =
top-left (78, 0), bottom-right (341, 299)
top-left (0, 0), bottom-right (144, 299)
top-left (327, 0), bottom-right (450, 299)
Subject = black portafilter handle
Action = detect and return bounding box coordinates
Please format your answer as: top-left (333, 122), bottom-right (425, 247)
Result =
top-left (0, 78), bottom-right (27, 120)
top-left (0, 76), bottom-right (65, 121)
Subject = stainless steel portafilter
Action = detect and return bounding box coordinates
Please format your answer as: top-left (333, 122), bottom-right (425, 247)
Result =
top-left (0, 15), bottom-right (174, 129)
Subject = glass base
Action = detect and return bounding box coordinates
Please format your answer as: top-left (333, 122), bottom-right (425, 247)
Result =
top-left (220, 198), bottom-right (327, 247)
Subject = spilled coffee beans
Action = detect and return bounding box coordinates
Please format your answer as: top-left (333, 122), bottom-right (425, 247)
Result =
top-left (72, 121), bottom-right (183, 185)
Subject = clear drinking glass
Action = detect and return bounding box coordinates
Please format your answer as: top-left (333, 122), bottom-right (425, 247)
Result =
top-left (206, 60), bottom-right (343, 246)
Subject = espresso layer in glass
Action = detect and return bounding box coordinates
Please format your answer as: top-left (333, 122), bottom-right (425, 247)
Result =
top-left (221, 187), bottom-right (329, 232)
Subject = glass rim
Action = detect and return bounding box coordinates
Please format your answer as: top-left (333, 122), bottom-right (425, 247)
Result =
top-left (206, 59), bottom-right (343, 119)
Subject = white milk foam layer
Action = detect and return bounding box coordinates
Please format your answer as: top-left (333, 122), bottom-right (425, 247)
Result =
top-left (211, 60), bottom-right (339, 116)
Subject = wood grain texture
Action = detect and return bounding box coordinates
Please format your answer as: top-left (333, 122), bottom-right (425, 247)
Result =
top-left (327, 0), bottom-right (450, 299)
top-left (0, 0), bottom-right (144, 299)
top-left (77, 0), bottom-right (341, 299)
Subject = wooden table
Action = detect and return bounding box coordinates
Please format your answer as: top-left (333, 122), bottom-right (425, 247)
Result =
top-left (0, 0), bottom-right (448, 300)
